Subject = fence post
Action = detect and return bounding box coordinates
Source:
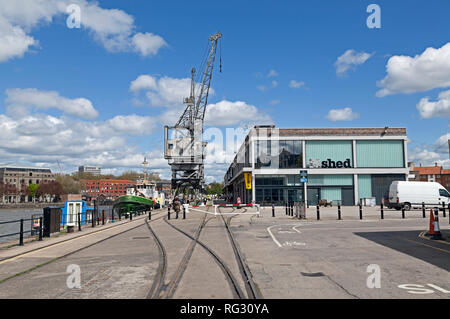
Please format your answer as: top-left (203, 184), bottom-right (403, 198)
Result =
top-left (338, 205), bottom-right (341, 220)
top-left (102, 210), bottom-right (105, 225)
top-left (19, 219), bottom-right (24, 246)
top-left (78, 212), bottom-right (82, 231)
top-left (359, 203), bottom-right (363, 220)
top-left (272, 203), bottom-right (275, 218)
top-left (422, 202), bottom-right (426, 219)
top-left (39, 217), bottom-right (43, 241)
top-left (112, 208), bottom-right (114, 222)
top-left (380, 203), bottom-right (384, 220)
top-left (316, 205), bottom-right (320, 220)
top-left (93, 200), bottom-right (97, 227)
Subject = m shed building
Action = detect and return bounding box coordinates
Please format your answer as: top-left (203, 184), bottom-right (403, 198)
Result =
top-left (223, 126), bottom-right (408, 206)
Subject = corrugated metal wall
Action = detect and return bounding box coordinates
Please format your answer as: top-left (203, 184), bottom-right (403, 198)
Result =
top-left (305, 141), bottom-right (353, 167)
top-left (308, 174), bottom-right (353, 186)
top-left (356, 140), bottom-right (404, 168)
top-left (358, 175), bottom-right (372, 200)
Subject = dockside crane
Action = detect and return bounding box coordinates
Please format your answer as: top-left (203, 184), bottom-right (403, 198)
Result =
top-left (164, 33), bottom-right (222, 197)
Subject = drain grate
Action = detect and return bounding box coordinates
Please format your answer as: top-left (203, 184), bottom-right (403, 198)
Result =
top-left (301, 272), bottom-right (326, 277)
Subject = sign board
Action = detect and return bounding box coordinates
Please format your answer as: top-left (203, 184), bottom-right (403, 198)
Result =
top-left (300, 170), bottom-right (308, 183)
top-left (244, 173), bottom-right (252, 190)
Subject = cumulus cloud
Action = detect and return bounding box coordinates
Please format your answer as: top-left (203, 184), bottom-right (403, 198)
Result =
top-left (0, 112), bottom-right (163, 174)
top-left (377, 43), bottom-right (450, 97)
top-left (0, 0), bottom-right (166, 62)
top-left (326, 107), bottom-right (360, 122)
top-left (289, 80), bottom-right (305, 89)
top-left (132, 32), bottom-right (167, 57)
top-left (416, 90), bottom-right (450, 119)
top-left (204, 100), bottom-right (272, 126)
top-left (408, 133), bottom-right (450, 168)
top-left (130, 75), bottom-right (158, 93)
top-left (5, 88), bottom-right (99, 120)
top-left (335, 50), bottom-right (373, 77)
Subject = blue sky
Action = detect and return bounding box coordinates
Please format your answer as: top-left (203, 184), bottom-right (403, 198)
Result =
top-left (0, 0), bottom-right (449, 181)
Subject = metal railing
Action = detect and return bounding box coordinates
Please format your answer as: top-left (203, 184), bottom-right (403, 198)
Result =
top-left (0, 216), bottom-right (43, 246)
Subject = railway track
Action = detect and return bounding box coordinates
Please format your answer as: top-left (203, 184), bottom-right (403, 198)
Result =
top-left (148, 206), bottom-right (261, 299)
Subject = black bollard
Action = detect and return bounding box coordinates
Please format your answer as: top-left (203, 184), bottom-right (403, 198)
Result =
top-left (176, 207), bottom-right (179, 219)
top-left (316, 205), bottom-right (320, 220)
top-left (359, 203), bottom-right (363, 220)
top-left (38, 217), bottom-right (43, 241)
top-left (168, 206), bottom-right (171, 220)
top-left (78, 212), bottom-right (82, 231)
top-left (338, 205), bottom-right (341, 220)
top-left (422, 202), bottom-right (426, 218)
top-left (102, 210), bottom-right (105, 225)
top-left (149, 210), bottom-right (152, 220)
top-left (285, 202), bottom-right (288, 215)
top-left (380, 203), bottom-right (384, 220)
top-left (130, 210), bottom-right (133, 221)
top-left (183, 206), bottom-right (186, 220)
top-left (19, 219), bottom-right (24, 246)
top-left (272, 203), bottom-right (275, 218)
top-left (402, 207), bottom-right (405, 219)
top-left (442, 202), bottom-right (446, 218)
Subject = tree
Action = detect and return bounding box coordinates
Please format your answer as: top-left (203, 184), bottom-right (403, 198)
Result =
top-left (55, 174), bottom-right (81, 194)
top-left (206, 182), bottom-right (223, 195)
top-left (28, 184), bottom-right (39, 202)
top-left (38, 181), bottom-right (64, 202)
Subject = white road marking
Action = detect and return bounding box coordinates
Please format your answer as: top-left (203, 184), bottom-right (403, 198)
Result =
top-left (267, 224), bottom-right (303, 248)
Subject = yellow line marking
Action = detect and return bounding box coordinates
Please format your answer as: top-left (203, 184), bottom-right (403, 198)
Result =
top-left (0, 217), bottom-right (146, 265)
top-left (418, 230), bottom-right (450, 245)
top-left (404, 238), bottom-right (450, 254)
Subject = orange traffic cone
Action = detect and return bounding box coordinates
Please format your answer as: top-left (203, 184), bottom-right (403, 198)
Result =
top-left (426, 208), bottom-right (442, 240)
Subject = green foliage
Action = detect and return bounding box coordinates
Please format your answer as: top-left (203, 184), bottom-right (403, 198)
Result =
top-left (55, 174), bottom-right (81, 194)
top-left (206, 182), bottom-right (223, 195)
top-left (28, 184), bottom-right (39, 197)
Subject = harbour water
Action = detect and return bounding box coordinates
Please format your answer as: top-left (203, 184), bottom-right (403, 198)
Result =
top-left (0, 208), bottom-right (43, 244)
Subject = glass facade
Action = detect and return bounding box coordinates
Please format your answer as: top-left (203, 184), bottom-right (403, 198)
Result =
top-left (255, 175), bottom-right (303, 205)
top-left (255, 140), bottom-right (302, 169)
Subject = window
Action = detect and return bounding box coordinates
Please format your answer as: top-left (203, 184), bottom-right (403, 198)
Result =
top-left (439, 189), bottom-right (450, 198)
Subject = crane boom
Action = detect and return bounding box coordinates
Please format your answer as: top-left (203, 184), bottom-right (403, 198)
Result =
top-left (164, 33), bottom-right (222, 196)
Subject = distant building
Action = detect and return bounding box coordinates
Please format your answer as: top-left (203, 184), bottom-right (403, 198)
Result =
top-left (78, 165), bottom-right (101, 176)
top-left (0, 165), bottom-right (55, 203)
top-left (409, 162), bottom-right (450, 190)
top-left (81, 179), bottom-right (136, 201)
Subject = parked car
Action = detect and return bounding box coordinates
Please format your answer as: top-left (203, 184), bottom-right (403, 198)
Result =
top-left (387, 181), bottom-right (450, 211)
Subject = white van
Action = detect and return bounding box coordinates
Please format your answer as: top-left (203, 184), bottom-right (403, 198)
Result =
top-left (388, 181), bottom-right (450, 211)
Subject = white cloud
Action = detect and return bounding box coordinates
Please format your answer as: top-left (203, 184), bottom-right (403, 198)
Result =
top-left (107, 114), bottom-right (157, 135)
top-left (204, 100), bottom-right (272, 126)
top-left (289, 80), bottom-right (305, 89)
top-left (416, 90), bottom-right (450, 119)
top-left (377, 43), bottom-right (450, 97)
top-left (0, 16), bottom-right (37, 63)
top-left (130, 75), bottom-right (158, 93)
top-left (408, 133), bottom-right (450, 168)
top-left (5, 88), bottom-right (99, 120)
top-left (335, 50), bottom-right (373, 77)
top-left (326, 107), bottom-right (360, 122)
top-left (0, 0), bottom-right (166, 62)
top-left (0, 112), bottom-right (163, 174)
top-left (132, 32), bottom-right (167, 57)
